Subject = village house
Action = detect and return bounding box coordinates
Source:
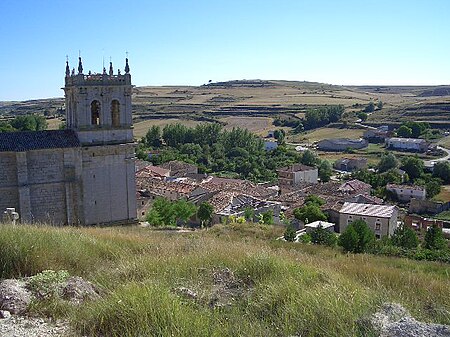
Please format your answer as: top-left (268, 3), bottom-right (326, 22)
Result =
top-left (386, 183), bottom-right (426, 202)
top-left (304, 220), bottom-right (336, 233)
top-left (136, 165), bottom-right (170, 180)
top-left (404, 214), bottom-right (450, 235)
top-left (277, 164), bottom-right (318, 191)
top-left (409, 198), bottom-right (450, 215)
top-left (317, 138), bottom-right (368, 151)
top-left (385, 137), bottom-right (428, 152)
top-left (210, 191), bottom-right (282, 225)
top-left (338, 179), bottom-right (372, 195)
top-left (339, 202), bottom-right (398, 238)
top-left (334, 157), bottom-right (367, 172)
top-left (263, 139), bottom-right (278, 151)
top-left (159, 160), bottom-right (198, 177)
top-left (363, 127), bottom-right (392, 143)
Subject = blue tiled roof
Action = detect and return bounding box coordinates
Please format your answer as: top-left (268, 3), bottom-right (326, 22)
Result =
top-left (0, 130), bottom-right (80, 152)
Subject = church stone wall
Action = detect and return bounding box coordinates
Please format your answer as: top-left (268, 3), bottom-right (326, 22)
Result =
top-left (81, 144), bottom-right (136, 225)
top-left (27, 150), bottom-right (64, 183)
top-left (0, 153), bottom-right (20, 213)
top-left (0, 153), bottom-right (18, 186)
top-left (29, 183), bottom-right (67, 224)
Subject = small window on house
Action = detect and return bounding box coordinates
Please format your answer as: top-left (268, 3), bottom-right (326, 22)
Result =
top-left (91, 100), bottom-right (101, 125)
top-left (376, 234), bottom-right (381, 239)
top-left (111, 100), bottom-right (120, 127)
top-left (141, 201), bottom-right (145, 205)
top-left (375, 223), bottom-right (381, 230)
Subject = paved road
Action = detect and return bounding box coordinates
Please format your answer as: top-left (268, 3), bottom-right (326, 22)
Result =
top-left (424, 146), bottom-right (450, 167)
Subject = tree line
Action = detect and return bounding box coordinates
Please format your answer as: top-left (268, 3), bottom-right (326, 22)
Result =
top-left (138, 123), bottom-right (332, 183)
top-left (0, 115), bottom-right (47, 132)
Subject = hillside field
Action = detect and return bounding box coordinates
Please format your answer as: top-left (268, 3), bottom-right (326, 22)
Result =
top-left (2, 81), bottom-right (450, 137)
top-left (0, 224), bottom-right (449, 337)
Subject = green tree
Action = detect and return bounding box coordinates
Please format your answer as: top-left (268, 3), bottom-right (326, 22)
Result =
top-left (174, 199), bottom-right (197, 225)
top-left (284, 223), bottom-right (297, 242)
top-left (397, 125), bottom-right (413, 138)
top-left (424, 224), bottom-right (447, 250)
top-left (356, 111), bottom-right (368, 122)
top-left (425, 178), bottom-right (441, 199)
top-left (363, 101), bottom-right (375, 113)
top-left (377, 153), bottom-right (399, 173)
top-left (338, 225), bottom-right (359, 253)
top-left (339, 220), bottom-right (375, 253)
top-left (377, 101), bottom-right (383, 110)
top-left (301, 149), bottom-right (319, 167)
top-left (304, 195), bottom-right (325, 207)
top-left (197, 202), bottom-right (214, 228)
top-left (273, 129), bottom-right (285, 144)
top-left (0, 121), bottom-right (15, 132)
top-left (145, 125), bottom-right (162, 148)
top-left (318, 160), bottom-right (333, 182)
top-left (404, 121), bottom-right (429, 138)
top-left (10, 115), bottom-right (47, 131)
top-left (401, 156), bottom-right (424, 181)
top-left (146, 208), bottom-right (164, 227)
top-left (391, 225), bottom-right (419, 249)
top-left (259, 210), bottom-right (274, 225)
top-left (244, 207), bottom-right (255, 222)
top-left (310, 225), bottom-right (337, 247)
top-left (433, 162), bottom-right (450, 184)
top-left (293, 204), bottom-right (327, 224)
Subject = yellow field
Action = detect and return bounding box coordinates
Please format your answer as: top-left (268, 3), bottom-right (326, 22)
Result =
top-left (46, 117), bottom-right (63, 130)
top-left (290, 127), bottom-right (365, 143)
top-left (434, 185), bottom-right (450, 203)
top-left (438, 135), bottom-right (450, 149)
top-left (220, 116), bottom-right (275, 135)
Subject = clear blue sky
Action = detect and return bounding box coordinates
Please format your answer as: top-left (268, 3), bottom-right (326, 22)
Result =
top-left (0, 0), bottom-right (449, 101)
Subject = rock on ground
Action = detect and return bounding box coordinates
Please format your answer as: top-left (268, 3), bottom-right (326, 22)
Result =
top-left (0, 316), bottom-right (70, 337)
top-left (0, 279), bottom-right (32, 314)
top-left (366, 303), bottom-right (450, 337)
top-left (62, 276), bottom-right (100, 304)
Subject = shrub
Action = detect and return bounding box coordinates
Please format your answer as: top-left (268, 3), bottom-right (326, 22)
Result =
top-left (424, 224), bottom-right (448, 250)
top-left (310, 226), bottom-right (337, 247)
top-left (284, 223), bottom-right (297, 242)
top-left (391, 225), bottom-right (419, 249)
top-left (27, 270), bottom-right (70, 299)
top-left (339, 220), bottom-right (375, 253)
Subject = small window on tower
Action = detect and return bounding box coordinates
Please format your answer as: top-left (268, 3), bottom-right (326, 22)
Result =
top-left (91, 100), bottom-right (101, 126)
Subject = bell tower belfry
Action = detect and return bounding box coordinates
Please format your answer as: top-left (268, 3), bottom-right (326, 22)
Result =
top-left (64, 57), bottom-right (133, 145)
top-left (62, 57), bottom-right (137, 226)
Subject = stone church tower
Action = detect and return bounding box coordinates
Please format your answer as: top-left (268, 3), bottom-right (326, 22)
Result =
top-left (63, 57), bottom-right (137, 225)
top-left (0, 57), bottom-right (136, 225)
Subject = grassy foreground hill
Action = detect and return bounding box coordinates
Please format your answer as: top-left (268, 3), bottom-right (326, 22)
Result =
top-left (0, 224), bottom-right (449, 336)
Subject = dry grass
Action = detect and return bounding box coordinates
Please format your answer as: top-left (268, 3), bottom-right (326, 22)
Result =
top-left (290, 127), bottom-right (365, 143)
top-left (434, 185), bottom-right (450, 203)
top-left (220, 116), bottom-right (274, 135)
top-left (46, 117), bottom-right (63, 130)
top-left (0, 224), bottom-right (449, 336)
top-left (438, 135), bottom-right (450, 149)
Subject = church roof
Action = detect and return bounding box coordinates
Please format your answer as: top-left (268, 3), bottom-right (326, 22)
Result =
top-left (0, 130), bottom-right (80, 152)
